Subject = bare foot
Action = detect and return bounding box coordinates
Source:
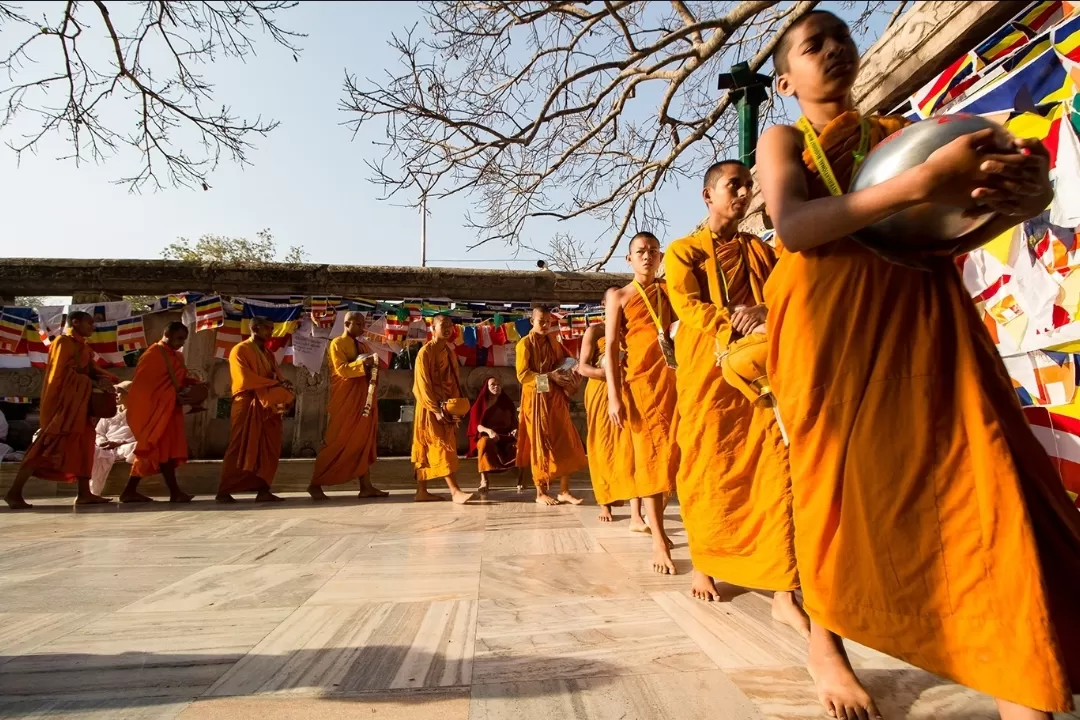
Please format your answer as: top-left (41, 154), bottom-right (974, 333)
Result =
top-left (996, 699), bottom-right (1053, 720)
top-left (119, 491), bottom-right (154, 504)
top-left (629, 517), bottom-right (651, 534)
top-left (771, 591), bottom-right (811, 640)
top-left (4, 494), bottom-right (32, 510)
top-left (808, 629), bottom-right (881, 720)
top-left (357, 485), bottom-right (389, 498)
top-left (651, 538), bottom-right (677, 575)
top-left (516, 484), bottom-right (525, 494)
top-left (557, 492), bottom-right (584, 506)
top-left (451, 490), bottom-right (474, 505)
top-left (598, 505), bottom-right (613, 522)
top-left (535, 492), bottom-right (559, 506)
top-left (215, 493), bottom-right (237, 504)
top-left (74, 494), bottom-right (113, 505)
top-left (307, 485), bottom-right (328, 501)
top-left (664, 535), bottom-right (674, 549)
top-left (690, 569), bottom-right (720, 601)
top-left (169, 492), bottom-right (194, 503)
top-left (477, 483), bottom-right (489, 499)
top-left (255, 490), bottom-right (285, 502)
top-left (415, 489), bottom-right (448, 502)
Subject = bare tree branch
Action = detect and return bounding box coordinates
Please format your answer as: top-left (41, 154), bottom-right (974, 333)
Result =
top-left (884, 1), bottom-right (908, 32)
top-left (344, 1), bottom-right (892, 268)
top-left (0, 1), bottom-right (303, 191)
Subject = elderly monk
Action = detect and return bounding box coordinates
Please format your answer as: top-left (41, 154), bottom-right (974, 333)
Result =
top-left (666, 160), bottom-right (809, 637)
top-left (754, 10), bottom-right (1080, 719)
top-left (309, 311), bottom-right (388, 501)
top-left (516, 307), bottom-right (587, 506)
top-left (5, 311), bottom-right (119, 509)
top-left (217, 317), bottom-right (294, 503)
top-left (467, 375), bottom-right (524, 496)
top-left (91, 381), bottom-right (136, 497)
top-left (122, 322), bottom-right (203, 504)
top-left (605, 231), bottom-right (681, 575)
top-left (411, 314), bottom-right (473, 504)
top-left (578, 307), bottom-right (647, 528)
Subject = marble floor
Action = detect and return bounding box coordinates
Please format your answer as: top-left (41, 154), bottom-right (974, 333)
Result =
top-left (0, 490), bottom-right (1075, 720)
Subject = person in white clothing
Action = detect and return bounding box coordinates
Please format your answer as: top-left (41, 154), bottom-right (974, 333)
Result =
top-left (92, 382), bottom-right (135, 495)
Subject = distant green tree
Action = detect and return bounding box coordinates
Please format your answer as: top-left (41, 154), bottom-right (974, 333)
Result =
top-left (162, 229), bottom-right (308, 264)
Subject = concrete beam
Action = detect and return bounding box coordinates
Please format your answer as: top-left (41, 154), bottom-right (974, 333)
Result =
top-left (0, 258), bottom-right (629, 303)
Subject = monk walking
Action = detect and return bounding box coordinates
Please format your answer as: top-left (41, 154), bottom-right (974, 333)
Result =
top-left (410, 314), bottom-right (473, 504)
top-left (757, 10), bottom-right (1080, 719)
top-left (516, 307), bottom-right (587, 506)
top-left (666, 161), bottom-right (809, 628)
top-left (217, 317), bottom-right (294, 503)
top-left (4, 311), bottom-right (118, 509)
top-left (605, 232), bottom-right (680, 575)
top-left (122, 322), bottom-right (204, 503)
top-left (578, 320), bottom-right (646, 528)
top-left (309, 311), bottom-right (388, 501)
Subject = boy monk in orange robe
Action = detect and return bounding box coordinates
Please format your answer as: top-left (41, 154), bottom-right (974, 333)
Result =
top-left (5, 311), bottom-right (118, 509)
top-left (122, 322), bottom-right (204, 503)
top-left (666, 161), bottom-right (808, 632)
top-left (605, 232), bottom-right (680, 575)
top-left (758, 10), bottom-right (1080, 719)
top-left (411, 314), bottom-right (473, 504)
top-left (309, 311), bottom-right (388, 501)
top-left (217, 317), bottom-right (294, 503)
top-left (516, 307), bottom-right (587, 506)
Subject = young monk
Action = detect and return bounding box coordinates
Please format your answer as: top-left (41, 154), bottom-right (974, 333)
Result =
top-left (5, 311), bottom-right (118, 509)
top-left (309, 311), bottom-right (388, 501)
top-left (467, 375), bottom-right (524, 496)
top-left (578, 317), bottom-right (645, 528)
top-left (605, 232), bottom-right (680, 575)
top-left (757, 10), bottom-right (1080, 720)
top-left (123, 322), bottom-right (204, 503)
top-left (516, 306), bottom-right (587, 506)
top-left (411, 314), bottom-right (473, 504)
top-left (217, 317), bottom-right (294, 503)
top-left (665, 161), bottom-right (808, 634)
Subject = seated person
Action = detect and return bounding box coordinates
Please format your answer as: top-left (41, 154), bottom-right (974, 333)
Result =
top-left (91, 381), bottom-right (135, 496)
top-left (467, 376), bottom-right (524, 495)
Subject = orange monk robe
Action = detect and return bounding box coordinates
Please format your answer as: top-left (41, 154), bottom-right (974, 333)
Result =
top-left (584, 337), bottom-right (634, 505)
top-left (765, 110), bottom-right (1080, 711)
top-left (618, 281), bottom-right (679, 498)
top-left (665, 228), bottom-right (796, 592)
top-left (219, 338), bottom-right (294, 494)
top-left (515, 331), bottom-right (587, 485)
top-left (311, 334), bottom-right (379, 486)
top-left (127, 341), bottom-right (196, 478)
top-left (411, 340), bottom-right (461, 481)
top-left (19, 332), bottom-right (98, 482)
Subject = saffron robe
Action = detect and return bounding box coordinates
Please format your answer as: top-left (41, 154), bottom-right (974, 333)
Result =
top-left (765, 110), bottom-right (1080, 711)
top-left (127, 341), bottom-right (194, 478)
top-left (311, 334), bottom-right (379, 486)
top-left (411, 340), bottom-right (461, 481)
top-left (515, 331), bottom-right (587, 484)
top-left (665, 228), bottom-right (797, 592)
top-left (219, 338), bottom-right (294, 494)
top-left (585, 337), bottom-right (634, 505)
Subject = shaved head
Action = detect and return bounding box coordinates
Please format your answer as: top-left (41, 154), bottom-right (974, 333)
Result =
top-left (250, 317), bottom-right (274, 331)
top-left (344, 310), bottom-right (366, 338)
top-left (344, 311), bottom-right (365, 323)
top-left (773, 9), bottom-right (843, 75)
top-left (67, 310), bottom-right (92, 326)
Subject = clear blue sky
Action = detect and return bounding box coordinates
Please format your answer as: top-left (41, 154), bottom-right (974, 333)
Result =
top-left (0, 1), bottom-right (889, 272)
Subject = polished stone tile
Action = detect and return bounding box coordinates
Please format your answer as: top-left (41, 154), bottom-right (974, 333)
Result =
top-left (469, 670), bottom-right (759, 720)
top-left (0, 610), bottom-right (288, 700)
top-left (306, 562), bottom-right (479, 604)
top-left (0, 697), bottom-right (191, 719)
top-left (650, 590), bottom-right (807, 669)
top-left (222, 535), bottom-right (373, 565)
top-left (0, 566), bottom-right (203, 613)
top-left (480, 528), bottom-right (601, 557)
top-left (350, 532), bottom-right (484, 567)
top-left (274, 512), bottom-right (403, 538)
top-left (120, 564), bottom-right (341, 613)
top-left (61, 538), bottom-right (261, 567)
top-left (479, 554), bottom-right (643, 600)
top-left (207, 602), bottom-right (475, 696)
top-left (0, 612), bottom-right (101, 661)
top-left (481, 509), bottom-right (584, 532)
top-left (167, 516), bottom-right (308, 540)
top-left (178, 692), bottom-right (470, 720)
top-left (379, 511), bottom-right (487, 537)
top-left (472, 595), bottom-right (715, 684)
top-left (602, 552), bottom-right (693, 591)
top-left (0, 540), bottom-right (81, 574)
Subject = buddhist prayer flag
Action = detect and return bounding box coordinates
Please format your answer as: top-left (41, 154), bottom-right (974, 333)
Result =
top-left (0, 313), bottom-right (27, 353)
top-left (89, 321), bottom-right (125, 368)
top-left (1024, 406), bottom-right (1080, 506)
top-left (195, 296), bottom-right (225, 332)
top-left (152, 292), bottom-right (204, 311)
top-left (116, 316), bottom-right (147, 352)
top-left (240, 299), bottom-right (302, 363)
top-left (310, 296), bottom-right (341, 328)
top-left (214, 311), bottom-right (245, 360)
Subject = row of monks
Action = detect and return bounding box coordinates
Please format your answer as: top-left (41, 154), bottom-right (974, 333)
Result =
top-left (5, 10), bottom-right (1080, 718)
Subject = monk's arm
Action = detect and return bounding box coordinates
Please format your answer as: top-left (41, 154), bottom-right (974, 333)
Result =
top-left (330, 340), bottom-right (368, 380)
top-left (576, 325), bottom-right (605, 381)
top-left (54, 338), bottom-right (94, 393)
top-left (516, 338), bottom-right (538, 388)
top-left (665, 244), bottom-right (731, 338)
top-left (235, 345), bottom-right (283, 393)
top-left (413, 349), bottom-right (443, 412)
top-left (758, 124), bottom-right (932, 253)
top-left (602, 290), bottom-right (624, 398)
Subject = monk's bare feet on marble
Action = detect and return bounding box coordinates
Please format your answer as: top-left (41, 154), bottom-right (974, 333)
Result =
top-left (771, 591), bottom-right (811, 640)
top-left (255, 489), bottom-right (284, 502)
top-left (215, 493), bottom-right (237, 504)
top-left (4, 492), bottom-right (32, 510)
top-left (690, 569), bottom-right (720, 601)
top-left (414, 488), bottom-right (448, 502)
top-left (477, 480), bottom-right (489, 499)
top-left (808, 624), bottom-right (881, 720)
top-left (651, 536), bottom-right (677, 575)
top-left (629, 515), bottom-right (651, 534)
top-left (75, 493), bottom-right (113, 505)
top-left (357, 475), bottom-right (389, 498)
top-left (557, 492), bottom-right (584, 505)
top-left (307, 485), bottom-right (329, 501)
top-left (450, 489), bottom-right (474, 504)
top-left (995, 699), bottom-right (1052, 720)
top-left (168, 491), bottom-right (194, 503)
top-left (535, 490), bottom-right (559, 506)
top-left (598, 505), bottom-right (613, 522)
top-left (119, 491), bottom-right (154, 503)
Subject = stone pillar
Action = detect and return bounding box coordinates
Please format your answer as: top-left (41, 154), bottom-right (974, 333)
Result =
top-left (290, 363), bottom-right (330, 459)
top-left (183, 326), bottom-right (219, 459)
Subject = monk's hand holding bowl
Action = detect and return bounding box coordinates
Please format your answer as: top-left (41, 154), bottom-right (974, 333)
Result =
top-left (970, 136), bottom-right (1053, 219)
top-left (731, 305), bottom-right (767, 336)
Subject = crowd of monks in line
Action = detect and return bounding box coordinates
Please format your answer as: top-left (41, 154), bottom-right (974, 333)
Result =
top-left (4, 10), bottom-right (1080, 720)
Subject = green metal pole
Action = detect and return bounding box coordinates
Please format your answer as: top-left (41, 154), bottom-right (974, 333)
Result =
top-left (737, 95), bottom-right (757, 166)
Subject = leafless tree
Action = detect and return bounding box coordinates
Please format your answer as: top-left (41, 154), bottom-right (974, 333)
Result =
top-left (0, 1), bottom-right (303, 191)
top-left (525, 232), bottom-right (600, 272)
top-left (344, 0), bottom-right (892, 269)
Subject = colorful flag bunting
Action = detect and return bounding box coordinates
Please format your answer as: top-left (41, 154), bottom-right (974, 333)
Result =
top-left (116, 316), bottom-right (147, 352)
top-left (88, 321), bottom-right (125, 368)
top-left (195, 296), bottom-right (225, 332)
top-left (0, 313), bottom-right (27, 353)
